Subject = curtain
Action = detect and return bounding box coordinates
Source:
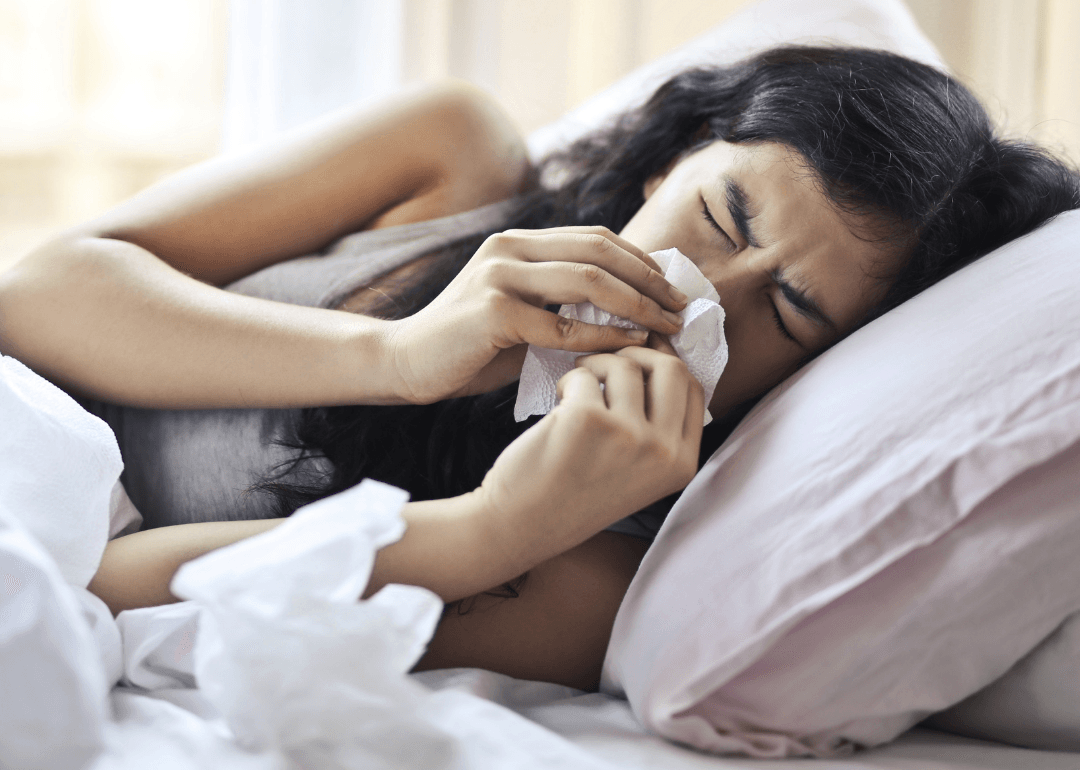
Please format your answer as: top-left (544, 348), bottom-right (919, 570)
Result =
top-left (222, 0), bottom-right (405, 150)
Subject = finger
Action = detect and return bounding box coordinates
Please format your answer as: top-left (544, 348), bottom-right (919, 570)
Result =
top-left (613, 346), bottom-right (693, 428)
top-left (683, 377), bottom-right (706, 440)
top-left (575, 354), bottom-right (646, 414)
top-left (511, 304), bottom-right (650, 353)
top-left (505, 260), bottom-right (683, 336)
top-left (646, 331), bottom-right (678, 357)
top-left (555, 366), bottom-right (605, 407)
top-left (509, 226), bottom-right (664, 273)
top-left (501, 228), bottom-right (688, 312)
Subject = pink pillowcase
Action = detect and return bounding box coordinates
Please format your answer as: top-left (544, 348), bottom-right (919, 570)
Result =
top-left (601, 211), bottom-right (1080, 757)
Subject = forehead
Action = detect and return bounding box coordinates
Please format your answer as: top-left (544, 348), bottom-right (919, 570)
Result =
top-left (695, 141), bottom-right (900, 332)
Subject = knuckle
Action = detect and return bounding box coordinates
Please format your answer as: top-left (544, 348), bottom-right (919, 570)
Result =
top-left (554, 314), bottom-right (580, 340)
top-left (584, 225), bottom-right (615, 239)
top-left (575, 262), bottom-right (606, 286)
top-left (578, 404), bottom-right (614, 434)
top-left (614, 357), bottom-right (644, 377)
top-left (478, 257), bottom-right (509, 284)
top-left (582, 233), bottom-right (615, 254)
top-left (660, 354), bottom-right (690, 377)
top-left (484, 232), bottom-right (515, 251)
top-left (486, 287), bottom-right (512, 313)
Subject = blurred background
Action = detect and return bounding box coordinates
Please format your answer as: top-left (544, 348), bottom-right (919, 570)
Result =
top-left (1, 0), bottom-right (1078, 273)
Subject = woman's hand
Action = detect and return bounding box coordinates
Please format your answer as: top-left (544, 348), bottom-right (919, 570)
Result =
top-left (383, 226), bottom-right (689, 404)
top-left (471, 343), bottom-right (705, 565)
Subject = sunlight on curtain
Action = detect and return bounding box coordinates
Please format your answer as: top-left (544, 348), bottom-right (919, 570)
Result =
top-left (2, 0), bottom-right (1078, 276)
top-left (222, 0), bottom-right (404, 150)
top-left (0, 0), bottom-right (227, 272)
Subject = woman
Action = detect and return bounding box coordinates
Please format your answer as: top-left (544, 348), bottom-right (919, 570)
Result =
top-left (1, 47), bottom-right (1077, 691)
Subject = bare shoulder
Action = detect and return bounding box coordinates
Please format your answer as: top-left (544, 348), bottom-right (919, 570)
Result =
top-left (366, 81), bottom-right (533, 230)
top-left (413, 531), bottom-right (651, 691)
top-left (38, 80), bottom-right (530, 287)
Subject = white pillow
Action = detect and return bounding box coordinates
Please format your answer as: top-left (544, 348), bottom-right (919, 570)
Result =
top-left (526, 0), bottom-right (944, 160)
top-left (926, 519), bottom-right (1080, 751)
top-left (601, 208), bottom-right (1080, 757)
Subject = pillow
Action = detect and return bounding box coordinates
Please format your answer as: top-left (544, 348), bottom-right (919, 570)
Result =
top-left (534, 0), bottom-right (1080, 754)
top-left (600, 207), bottom-right (1080, 757)
top-left (927, 570), bottom-right (1080, 748)
top-left (526, 0), bottom-right (944, 160)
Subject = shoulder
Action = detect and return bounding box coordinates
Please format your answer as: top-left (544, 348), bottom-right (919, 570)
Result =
top-left (413, 531), bottom-right (649, 691)
top-left (366, 81), bottom-right (533, 230)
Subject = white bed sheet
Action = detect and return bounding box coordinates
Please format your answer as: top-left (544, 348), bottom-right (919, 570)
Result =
top-left (94, 671), bottom-right (1080, 770)
top-left (87, 481), bottom-right (1079, 770)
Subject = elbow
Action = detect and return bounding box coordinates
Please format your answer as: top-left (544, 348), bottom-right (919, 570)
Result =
top-left (0, 235), bottom-right (121, 366)
top-left (427, 81), bottom-right (532, 205)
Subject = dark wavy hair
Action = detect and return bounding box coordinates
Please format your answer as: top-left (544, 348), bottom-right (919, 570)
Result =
top-left (256, 47), bottom-right (1080, 577)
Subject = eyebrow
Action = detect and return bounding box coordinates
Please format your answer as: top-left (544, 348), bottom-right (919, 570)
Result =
top-left (770, 268), bottom-right (838, 332)
top-left (723, 176), bottom-right (763, 249)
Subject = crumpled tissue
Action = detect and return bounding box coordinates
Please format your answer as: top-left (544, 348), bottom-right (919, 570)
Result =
top-left (166, 478), bottom-right (616, 770)
top-left (170, 479), bottom-right (455, 769)
top-left (514, 248), bottom-right (728, 425)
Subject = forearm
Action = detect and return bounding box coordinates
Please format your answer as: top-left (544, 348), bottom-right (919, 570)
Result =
top-left (87, 492), bottom-right (565, 615)
top-left (88, 518), bottom-right (284, 615)
top-left (365, 492), bottom-right (564, 603)
top-left (0, 235), bottom-right (406, 409)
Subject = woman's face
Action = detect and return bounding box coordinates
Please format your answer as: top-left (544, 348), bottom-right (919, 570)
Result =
top-left (619, 140), bottom-right (904, 419)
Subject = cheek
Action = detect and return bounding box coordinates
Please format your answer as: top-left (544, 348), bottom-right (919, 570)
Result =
top-left (707, 324), bottom-right (803, 418)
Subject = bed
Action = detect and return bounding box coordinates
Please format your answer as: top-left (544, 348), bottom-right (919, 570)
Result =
top-left (4, 0), bottom-right (1080, 768)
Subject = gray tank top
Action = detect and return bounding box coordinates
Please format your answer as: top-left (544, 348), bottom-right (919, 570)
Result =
top-left (85, 199), bottom-right (665, 540)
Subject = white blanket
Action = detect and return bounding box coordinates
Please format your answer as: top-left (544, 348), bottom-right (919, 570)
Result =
top-left (3, 354), bottom-right (1079, 770)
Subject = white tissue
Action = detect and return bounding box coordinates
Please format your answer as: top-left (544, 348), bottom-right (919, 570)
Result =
top-left (170, 479), bottom-right (456, 768)
top-left (165, 479), bottom-right (612, 769)
top-left (514, 248), bottom-right (728, 426)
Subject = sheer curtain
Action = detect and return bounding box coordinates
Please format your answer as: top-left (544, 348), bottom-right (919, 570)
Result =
top-left (220, 0), bottom-right (1080, 162)
top-left (0, 0), bottom-right (227, 273)
top-left (221, 0), bottom-right (405, 150)
top-left (2, 0), bottom-right (1078, 276)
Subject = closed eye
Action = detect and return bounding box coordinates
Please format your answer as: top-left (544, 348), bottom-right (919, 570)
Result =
top-left (769, 299), bottom-right (800, 345)
top-left (700, 197), bottom-right (735, 249)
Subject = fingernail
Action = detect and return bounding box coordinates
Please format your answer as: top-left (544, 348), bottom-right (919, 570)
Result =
top-left (628, 330), bottom-right (649, 341)
top-left (663, 310), bottom-right (683, 327)
top-left (668, 285), bottom-right (688, 305)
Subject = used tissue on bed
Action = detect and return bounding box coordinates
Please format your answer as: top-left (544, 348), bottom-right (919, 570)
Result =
top-left (169, 480), bottom-right (452, 767)
top-left (514, 248), bottom-right (728, 425)
top-left (166, 479), bottom-right (614, 769)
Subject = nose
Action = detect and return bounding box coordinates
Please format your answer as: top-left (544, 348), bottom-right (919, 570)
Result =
top-left (704, 253), bottom-right (763, 326)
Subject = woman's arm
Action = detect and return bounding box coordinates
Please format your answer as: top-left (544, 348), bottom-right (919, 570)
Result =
top-left (0, 83), bottom-right (526, 408)
top-left (77, 81), bottom-right (530, 286)
top-left (0, 83), bottom-right (687, 409)
top-left (89, 515), bottom-right (647, 693)
top-left (90, 345), bottom-right (702, 615)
